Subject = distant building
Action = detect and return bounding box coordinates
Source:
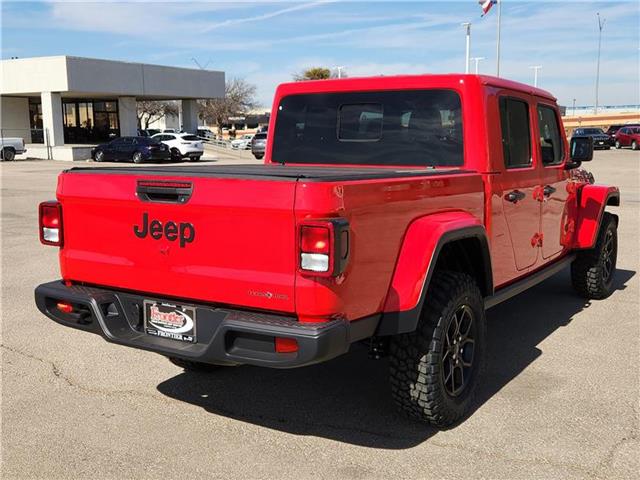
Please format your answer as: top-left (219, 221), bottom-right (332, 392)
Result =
top-left (0, 56), bottom-right (224, 160)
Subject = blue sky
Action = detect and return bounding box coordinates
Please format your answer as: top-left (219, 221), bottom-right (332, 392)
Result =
top-left (1, 1), bottom-right (638, 108)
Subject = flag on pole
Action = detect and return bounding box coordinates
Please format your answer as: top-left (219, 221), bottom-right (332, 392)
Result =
top-left (479, 0), bottom-right (497, 17)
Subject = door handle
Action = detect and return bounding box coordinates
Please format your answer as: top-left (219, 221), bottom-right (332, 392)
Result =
top-left (543, 185), bottom-right (557, 197)
top-left (504, 190), bottom-right (526, 204)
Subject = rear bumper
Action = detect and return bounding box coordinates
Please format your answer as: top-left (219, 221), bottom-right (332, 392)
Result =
top-left (35, 280), bottom-right (377, 368)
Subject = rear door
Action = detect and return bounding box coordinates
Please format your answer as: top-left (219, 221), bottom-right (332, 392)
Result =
top-left (497, 95), bottom-right (540, 271)
top-left (536, 102), bottom-right (570, 260)
top-left (116, 137), bottom-right (135, 160)
top-left (58, 172), bottom-right (298, 312)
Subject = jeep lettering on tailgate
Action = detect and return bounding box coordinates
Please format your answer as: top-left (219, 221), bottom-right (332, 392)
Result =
top-left (133, 212), bottom-right (195, 247)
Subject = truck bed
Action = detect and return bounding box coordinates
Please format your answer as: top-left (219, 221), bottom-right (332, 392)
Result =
top-left (64, 164), bottom-right (470, 182)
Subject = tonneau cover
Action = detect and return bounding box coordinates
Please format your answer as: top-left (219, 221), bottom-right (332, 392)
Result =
top-left (65, 164), bottom-right (469, 182)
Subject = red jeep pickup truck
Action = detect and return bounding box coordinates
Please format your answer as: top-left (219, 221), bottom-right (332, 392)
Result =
top-left (35, 74), bottom-right (619, 427)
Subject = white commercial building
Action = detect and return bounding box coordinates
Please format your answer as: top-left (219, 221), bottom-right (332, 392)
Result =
top-left (0, 56), bottom-right (224, 160)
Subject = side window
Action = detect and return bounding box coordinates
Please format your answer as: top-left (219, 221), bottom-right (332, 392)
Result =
top-left (499, 97), bottom-right (532, 168)
top-left (537, 105), bottom-right (564, 165)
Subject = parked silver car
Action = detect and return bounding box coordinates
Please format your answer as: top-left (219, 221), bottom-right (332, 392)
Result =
top-left (251, 132), bottom-right (267, 159)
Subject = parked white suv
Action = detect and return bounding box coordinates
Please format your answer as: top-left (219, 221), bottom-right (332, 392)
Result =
top-left (152, 133), bottom-right (204, 161)
top-left (0, 137), bottom-right (27, 161)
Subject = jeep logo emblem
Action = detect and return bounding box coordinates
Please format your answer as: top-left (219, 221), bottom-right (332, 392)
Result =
top-left (133, 212), bottom-right (195, 248)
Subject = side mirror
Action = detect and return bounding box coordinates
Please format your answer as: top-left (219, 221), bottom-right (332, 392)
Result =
top-left (566, 136), bottom-right (593, 169)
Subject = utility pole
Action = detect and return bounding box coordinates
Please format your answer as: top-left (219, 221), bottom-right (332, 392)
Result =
top-left (594, 12), bottom-right (605, 114)
top-left (462, 22), bottom-right (471, 74)
top-left (496, 0), bottom-right (502, 76)
top-left (333, 66), bottom-right (345, 79)
top-left (529, 65), bottom-right (542, 87)
top-left (471, 57), bottom-right (485, 74)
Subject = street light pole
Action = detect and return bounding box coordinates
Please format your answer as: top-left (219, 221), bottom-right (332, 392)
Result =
top-left (595, 12), bottom-right (606, 114)
top-left (471, 57), bottom-right (485, 74)
top-left (572, 98), bottom-right (577, 116)
top-left (333, 65), bottom-right (345, 79)
top-left (496, 0), bottom-right (502, 76)
top-left (462, 22), bottom-right (471, 74)
top-left (529, 65), bottom-right (542, 87)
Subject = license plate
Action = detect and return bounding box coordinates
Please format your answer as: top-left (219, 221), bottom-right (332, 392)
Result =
top-left (143, 300), bottom-right (196, 343)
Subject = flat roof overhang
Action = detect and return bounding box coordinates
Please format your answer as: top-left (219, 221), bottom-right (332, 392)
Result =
top-left (0, 56), bottom-right (224, 99)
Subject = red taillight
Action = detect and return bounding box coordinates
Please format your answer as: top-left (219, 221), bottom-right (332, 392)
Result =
top-left (56, 302), bottom-right (74, 314)
top-left (301, 226), bottom-right (330, 254)
top-left (275, 337), bottom-right (298, 353)
top-left (299, 219), bottom-right (349, 276)
top-left (39, 201), bottom-right (63, 246)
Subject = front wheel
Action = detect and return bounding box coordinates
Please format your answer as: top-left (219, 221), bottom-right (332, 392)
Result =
top-left (189, 155), bottom-right (201, 162)
top-left (632, 141), bottom-right (638, 151)
top-left (615, 140), bottom-right (622, 149)
top-left (94, 150), bottom-right (104, 162)
top-left (132, 151), bottom-right (143, 164)
top-left (253, 154), bottom-right (264, 160)
top-left (571, 212), bottom-right (618, 299)
top-left (388, 271), bottom-right (486, 428)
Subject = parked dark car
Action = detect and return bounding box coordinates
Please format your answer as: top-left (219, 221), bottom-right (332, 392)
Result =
top-left (571, 127), bottom-right (611, 150)
top-left (92, 136), bottom-right (171, 163)
top-left (614, 126), bottom-right (640, 150)
top-left (251, 132), bottom-right (267, 159)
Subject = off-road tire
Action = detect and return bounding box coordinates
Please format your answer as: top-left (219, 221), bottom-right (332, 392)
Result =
top-left (1, 148), bottom-right (16, 161)
top-left (571, 212), bottom-right (618, 299)
top-left (168, 356), bottom-right (221, 372)
top-left (389, 271), bottom-right (486, 428)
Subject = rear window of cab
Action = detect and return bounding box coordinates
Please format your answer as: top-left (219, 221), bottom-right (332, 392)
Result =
top-left (271, 89), bottom-right (463, 167)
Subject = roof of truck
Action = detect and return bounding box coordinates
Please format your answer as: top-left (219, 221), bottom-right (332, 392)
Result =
top-left (275, 73), bottom-right (556, 102)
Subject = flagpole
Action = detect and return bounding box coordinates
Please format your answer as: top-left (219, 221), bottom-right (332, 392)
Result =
top-left (496, 0), bottom-right (502, 76)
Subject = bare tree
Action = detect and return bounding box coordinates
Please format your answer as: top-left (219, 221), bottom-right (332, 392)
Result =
top-left (137, 100), bottom-right (180, 130)
top-left (199, 78), bottom-right (258, 134)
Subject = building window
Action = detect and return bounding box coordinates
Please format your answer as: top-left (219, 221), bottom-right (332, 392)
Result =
top-left (28, 98), bottom-right (44, 143)
top-left (62, 99), bottom-right (119, 144)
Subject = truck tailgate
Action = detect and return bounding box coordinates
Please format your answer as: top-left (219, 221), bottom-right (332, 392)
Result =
top-left (58, 170), bottom-right (297, 313)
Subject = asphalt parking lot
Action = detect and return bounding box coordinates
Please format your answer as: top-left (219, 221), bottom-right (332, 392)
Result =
top-left (1, 149), bottom-right (638, 479)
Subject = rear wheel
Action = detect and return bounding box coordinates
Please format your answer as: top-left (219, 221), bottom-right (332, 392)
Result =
top-left (189, 155), bottom-right (201, 162)
top-left (254, 154), bottom-right (264, 160)
top-left (571, 212), bottom-right (617, 299)
top-left (168, 356), bottom-right (221, 372)
top-left (388, 271), bottom-right (486, 428)
top-left (1, 148), bottom-right (16, 161)
top-left (170, 148), bottom-right (182, 162)
top-left (132, 151), bottom-right (143, 164)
